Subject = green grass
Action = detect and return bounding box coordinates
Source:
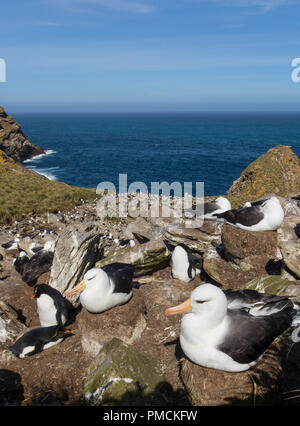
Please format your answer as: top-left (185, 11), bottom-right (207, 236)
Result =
top-left (0, 162), bottom-right (96, 225)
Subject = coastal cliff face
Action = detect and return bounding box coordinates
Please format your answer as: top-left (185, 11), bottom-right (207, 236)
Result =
top-left (228, 145), bottom-right (300, 205)
top-left (0, 106), bottom-right (44, 163)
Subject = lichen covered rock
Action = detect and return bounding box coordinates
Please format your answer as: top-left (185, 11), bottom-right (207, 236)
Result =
top-left (246, 274), bottom-right (300, 301)
top-left (96, 238), bottom-right (171, 277)
top-left (83, 338), bottom-right (167, 406)
top-left (228, 146), bottom-right (300, 206)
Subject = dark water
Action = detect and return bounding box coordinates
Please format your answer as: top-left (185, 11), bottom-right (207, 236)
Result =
top-left (16, 113), bottom-right (300, 196)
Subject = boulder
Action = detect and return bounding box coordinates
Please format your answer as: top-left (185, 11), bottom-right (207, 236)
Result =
top-left (228, 146), bottom-right (300, 205)
top-left (221, 223), bottom-right (278, 262)
top-left (164, 220), bottom-right (223, 254)
top-left (246, 275), bottom-right (300, 301)
top-left (123, 217), bottom-right (160, 243)
top-left (0, 106), bottom-right (45, 163)
top-left (76, 289), bottom-right (146, 356)
top-left (278, 216), bottom-right (300, 279)
top-left (0, 300), bottom-right (27, 363)
top-left (203, 247), bottom-right (272, 289)
top-left (180, 343), bottom-right (283, 406)
top-left (282, 197), bottom-right (300, 217)
top-left (96, 238), bottom-right (171, 277)
top-left (83, 338), bottom-right (167, 406)
top-left (49, 223), bottom-right (103, 306)
top-left (0, 301), bottom-right (26, 345)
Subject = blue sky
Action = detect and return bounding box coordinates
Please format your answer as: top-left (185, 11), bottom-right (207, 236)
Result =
top-left (1, 0), bottom-right (300, 112)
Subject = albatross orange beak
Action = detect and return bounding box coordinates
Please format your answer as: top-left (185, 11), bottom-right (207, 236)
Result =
top-left (65, 280), bottom-right (86, 298)
top-left (164, 298), bottom-right (192, 316)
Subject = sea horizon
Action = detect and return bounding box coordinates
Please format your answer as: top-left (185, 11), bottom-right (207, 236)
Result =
top-left (16, 112), bottom-right (300, 197)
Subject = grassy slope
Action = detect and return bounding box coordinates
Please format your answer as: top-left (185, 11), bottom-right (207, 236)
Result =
top-left (0, 159), bottom-right (96, 225)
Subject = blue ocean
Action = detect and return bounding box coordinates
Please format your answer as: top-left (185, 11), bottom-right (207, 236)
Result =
top-left (17, 113), bottom-right (300, 197)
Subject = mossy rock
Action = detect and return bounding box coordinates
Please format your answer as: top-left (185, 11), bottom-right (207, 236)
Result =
top-left (83, 338), bottom-right (168, 406)
top-left (96, 239), bottom-right (171, 276)
top-left (227, 145), bottom-right (300, 207)
top-left (246, 275), bottom-right (300, 302)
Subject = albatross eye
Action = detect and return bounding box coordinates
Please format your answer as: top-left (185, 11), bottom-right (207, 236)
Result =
top-left (86, 274), bottom-right (96, 281)
top-left (196, 300), bottom-right (206, 304)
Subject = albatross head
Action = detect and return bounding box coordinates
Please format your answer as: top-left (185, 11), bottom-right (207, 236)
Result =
top-left (65, 267), bottom-right (110, 299)
top-left (215, 197), bottom-right (231, 211)
top-left (164, 284), bottom-right (228, 324)
top-left (262, 196), bottom-right (281, 210)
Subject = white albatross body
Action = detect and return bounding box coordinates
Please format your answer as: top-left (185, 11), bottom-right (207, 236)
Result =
top-left (65, 263), bottom-right (135, 313)
top-left (165, 284), bottom-right (295, 372)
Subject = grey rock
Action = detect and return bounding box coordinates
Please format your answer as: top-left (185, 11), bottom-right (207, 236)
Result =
top-left (164, 220), bottom-right (223, 254)
top-left (76, 289), bottom-right (146, 356)
top-left (0, 301), bottom-right (26, 345)
top-left (278, 216), bottom-right (300, 279)
top-left (49, 222), bottom-right (103, 306)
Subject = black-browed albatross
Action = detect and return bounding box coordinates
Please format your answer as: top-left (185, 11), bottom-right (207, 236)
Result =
top-left (213, 196), bottom-right (284, 231)
top-left (165, 284), bottom-right (296, 372)
top-left (65, 263), bottom-right (135, 313)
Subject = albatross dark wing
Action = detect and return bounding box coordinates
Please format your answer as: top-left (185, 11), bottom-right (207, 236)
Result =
top-left (214, 205), bottom-right (264, 227)
top-left (102, 263), bottom-right (135, 294)
top-left (218, 304), bottom-right (294, 364)
top-left (224, 289), bottom-right (294, 312)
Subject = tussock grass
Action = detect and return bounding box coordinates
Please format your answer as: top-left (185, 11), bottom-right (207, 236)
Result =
top-left (0, 163), bottom-right (96, 225)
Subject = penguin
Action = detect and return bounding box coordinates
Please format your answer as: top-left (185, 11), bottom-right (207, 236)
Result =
top-left (163, 240), bottom-right (203, 282)
top-left (8, 326), bottom-right (73, 358)
top-left (31, 284), bottom-right (69, 327)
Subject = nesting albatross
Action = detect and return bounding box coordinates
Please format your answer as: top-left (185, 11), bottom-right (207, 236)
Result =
top-left (213, 196), bottom-right (284, 231)
top-left (65, 263), bottom-right (135, 313)
top-left (165, 284), bottom-right (296, 372)
top-left (185, 196), bottom-right (231, 219)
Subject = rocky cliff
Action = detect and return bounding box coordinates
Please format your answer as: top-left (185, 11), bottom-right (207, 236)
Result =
top-left (0, 106), bottom-right (45, 163)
